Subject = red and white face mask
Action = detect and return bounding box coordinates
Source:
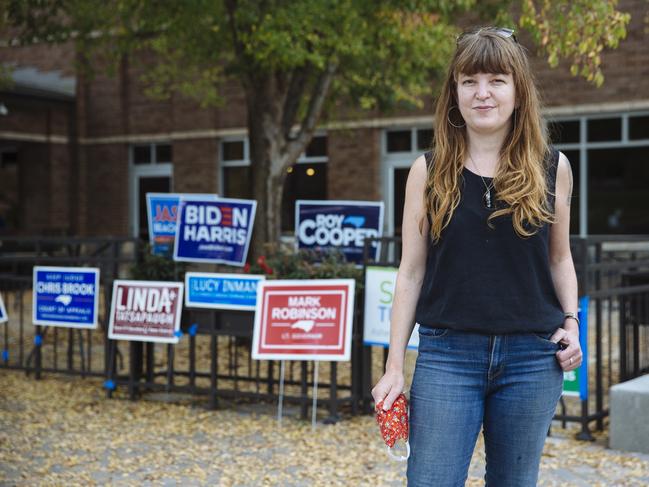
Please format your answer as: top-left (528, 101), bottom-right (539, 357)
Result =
top-left (375, 393), bottom-right (410, 461)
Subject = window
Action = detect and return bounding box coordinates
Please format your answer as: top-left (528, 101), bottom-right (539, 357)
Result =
top-left (587, 117), bottom-right (621, 142)
top-left (222, 140), bottom-right (245, 161)
top-left (132, 143), bottom-right (173, 165)
top-left (156, 144), bottom-right (172, 163)
top-left (133, 145), bottom-right (152, 164)
top-left (383, 126), bottom-right (433, 236)
top-left (548, 120), bottom-right (580, 144)
top-left (304, 135), bottom-right (327, 159)
top-left (550, 111), bottom-right (649, 235)
top-left (588, 147), bottom-right (649, 234)
top-left (629, 115), bottom-right (649, 141)
top-left (129, 142), bottom-right (173, 238)
top-left (386, 130), bottom-right (412, 153)
top-left (0, 148), bottom-right (19, 232)
top-left (223, 166), bottom-right (251, 199)
top-left (0, 150), bottom-right (17, 168)
top-left (219, 134), bottom-right (328, 233)
top-left (417, 129), bottom-right (433, 151)
top-left (220, 137), bottom-right (250, 200)
top-left (281, 162), bottom-right (327, 232)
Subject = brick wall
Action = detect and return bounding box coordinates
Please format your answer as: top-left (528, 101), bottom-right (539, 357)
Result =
top-left (0, 41), bottom-right (76, 78)
top-left (173, 138), bottom-right (219, 194)
top-left (328, 128), bottom-right (381, 201)
top-left (0, 92), bottom-right (75, 235)
top-left (19, 143), bottom-right (50, 232)
top-left (532, 0), bottom-right (649, 108)
top-left (1, 0), bottom-right (647, 238)
top-left (83, 144), bottom-right (129, 236)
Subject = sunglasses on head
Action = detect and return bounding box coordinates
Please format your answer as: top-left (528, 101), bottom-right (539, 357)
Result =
top-left (457, 27), bottom-right (517, 45)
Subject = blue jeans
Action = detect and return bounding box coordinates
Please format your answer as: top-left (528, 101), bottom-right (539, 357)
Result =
top-left (407, 326), bottom-right (563, 487)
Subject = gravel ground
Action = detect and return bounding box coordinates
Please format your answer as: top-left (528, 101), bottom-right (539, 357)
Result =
top-left (1, 370), bottom-right (648, 486)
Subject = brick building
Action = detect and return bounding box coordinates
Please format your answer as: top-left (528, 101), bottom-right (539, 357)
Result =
top-left (1, 1), bottom-right (648, 240)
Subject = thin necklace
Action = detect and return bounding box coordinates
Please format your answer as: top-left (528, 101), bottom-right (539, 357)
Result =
top-left (467, 152), bottom-right (495, 209)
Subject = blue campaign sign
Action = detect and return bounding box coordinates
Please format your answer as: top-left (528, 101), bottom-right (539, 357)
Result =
top-left (146, 193), bottom-right (218, 256)
top-left (185, 272), bottom-right (265, 310)
top-left (173, 197), bottom-right (257, 266)
top-left (146, 193), bottom-right (180, 256)
top-left (0, 293), bottom-right (7, 323)
top-left (295, 200), bottom-right (384, 264)
top-left (32, 266), bottom-right (100, 329)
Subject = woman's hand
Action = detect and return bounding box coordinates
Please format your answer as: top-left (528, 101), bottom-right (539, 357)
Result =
top-left (371, 368), bottom-right (405, 411)
top-left (550, 326), bottom-right (582, 371)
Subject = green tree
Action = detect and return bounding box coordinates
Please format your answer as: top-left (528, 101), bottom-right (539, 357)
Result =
top-left (2, 0), bottom-right (631, 250)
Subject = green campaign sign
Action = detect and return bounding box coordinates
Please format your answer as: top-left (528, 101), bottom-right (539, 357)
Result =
top-left (562, 368), bottom-right (580, 397)
top-left (562, 296), bottom-right (589, 399)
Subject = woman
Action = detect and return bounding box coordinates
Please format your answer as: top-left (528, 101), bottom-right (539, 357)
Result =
top-left (371, 27), bottom-right (583, 486)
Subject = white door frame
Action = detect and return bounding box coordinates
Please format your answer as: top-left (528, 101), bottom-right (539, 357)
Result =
top-left (382, 157), bottom-right (415, 238)
top-left (380, 129), bottom-right (423, 238)
top-left (129, 163), bottom-right (173, 237)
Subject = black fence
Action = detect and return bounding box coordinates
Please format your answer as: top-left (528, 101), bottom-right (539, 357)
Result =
top-left (565, 236), bottom-right (649, 439)
top-left (360, 235), bottom-right (649, 440)
top-left (0, 236), bottom-right (363, 422)
top-left (0, 237), bottom-right (139, 378)
top-left (1, 235), bottom-right (648, 435)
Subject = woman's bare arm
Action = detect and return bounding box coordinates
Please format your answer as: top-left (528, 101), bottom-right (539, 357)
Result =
top-left (372, 154), bottom-right (430, 409)
top-left (549, 151), bottom-right (582, 371)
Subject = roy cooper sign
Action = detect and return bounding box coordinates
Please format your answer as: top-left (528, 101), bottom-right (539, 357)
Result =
top-left (295, 200), bottom-right (384, 264)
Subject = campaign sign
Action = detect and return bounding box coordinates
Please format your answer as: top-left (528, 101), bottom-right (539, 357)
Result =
top-left (363, 266), bottom-right (419, 349)
top-left (563, 296), bottom-right (589, 399)
top-left (0, 293), bottom-right (7, 323)
top-left (32, 266), bottom-right (100, 329)
top-left (173, 197), bottom-right (257, 266)
top-left (252, 279), bottom-right (355, 361)
top-left (108, 280), bottom-right (184, 344)
top-left (146, 193), bottom-right (180, 255)
top-left (146, 193), bottom-right (218, 256)
top-left (185, 272), bottom-right (265, 311)
top-left (295, 200), bottom-right (384, 264)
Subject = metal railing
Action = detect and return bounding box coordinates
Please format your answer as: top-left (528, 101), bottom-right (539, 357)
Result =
top-left (0, 237), bottom-right (139, 378)
top-left (0, 236), bottom-right (361, 422)
top-left (3, 234), bottom-right (647, 431)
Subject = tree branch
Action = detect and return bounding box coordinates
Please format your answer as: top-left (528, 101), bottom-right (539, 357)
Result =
top-left (284, 59), bottom-right (337, 164)
top-left (224, 0), bottom-right (253, 91)
top-left (281, 66), bottom-right (310, 138)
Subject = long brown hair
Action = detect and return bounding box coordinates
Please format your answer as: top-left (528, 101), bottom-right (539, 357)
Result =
top-left (424, 27), bottom-right (554, 242)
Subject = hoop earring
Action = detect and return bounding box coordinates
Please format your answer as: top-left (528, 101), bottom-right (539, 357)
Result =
top-left (447, 106), bottom-right (465, 128)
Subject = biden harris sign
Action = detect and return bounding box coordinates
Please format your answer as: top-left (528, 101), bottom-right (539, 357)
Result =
top-left (173, 196), bottom-right (256, 266)
top-left (295, 200), bottom-right (384, 264)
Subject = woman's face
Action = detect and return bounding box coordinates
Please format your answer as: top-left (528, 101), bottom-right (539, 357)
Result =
top-left (456, 72), bottom-right (516, 135)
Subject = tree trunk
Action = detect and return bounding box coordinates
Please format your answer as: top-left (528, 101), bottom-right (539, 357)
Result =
top-left (247, 86), bottom-right (287, 258)
top-left (244, 62), bottom-right (337, 260)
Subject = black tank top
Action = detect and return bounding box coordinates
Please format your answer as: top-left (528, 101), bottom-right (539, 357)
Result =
top-left (414, 149), bottom-right (565, 334)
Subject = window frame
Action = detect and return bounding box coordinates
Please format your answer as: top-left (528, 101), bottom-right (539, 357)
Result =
top-left (381, 126), bottom-right (434, 238)
top-left (548, 110), bottom-right (649, 236)
top-left (128, 142), bottom-right (174, 238)
top-left (218, 132), bottom-right (328, 195)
